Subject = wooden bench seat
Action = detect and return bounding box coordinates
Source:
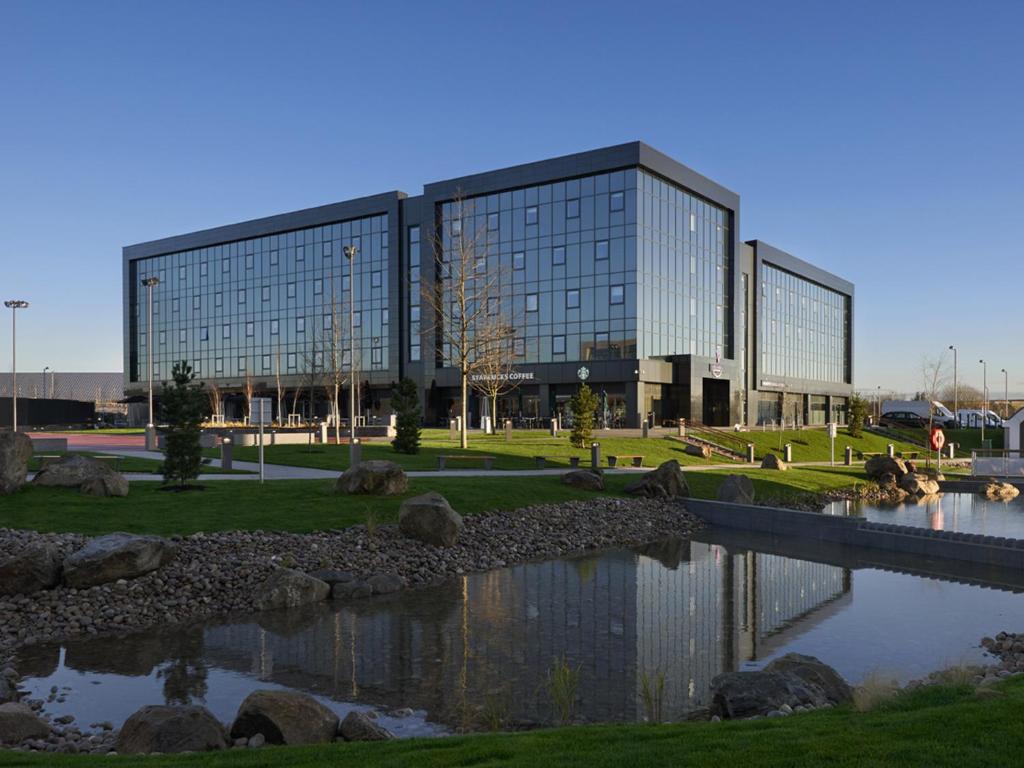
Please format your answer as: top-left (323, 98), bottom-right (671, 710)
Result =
top-left (608, 455), bottom-right (644, 468)
top-left (437, 455), bottom-right (496, 470)
top-left (533, 455), bottom-right (582, 469)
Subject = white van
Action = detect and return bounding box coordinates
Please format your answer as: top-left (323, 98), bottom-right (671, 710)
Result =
top-left (881, 400), bottom-right (956, 427)
top-left (955, 409), bottom-right (1003, 429)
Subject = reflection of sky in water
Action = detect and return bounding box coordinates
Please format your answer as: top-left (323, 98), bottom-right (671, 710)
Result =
top-left (15, 532), bottom-right (1024, 731)
top-left (827, 492), bottom-right (1024, 538)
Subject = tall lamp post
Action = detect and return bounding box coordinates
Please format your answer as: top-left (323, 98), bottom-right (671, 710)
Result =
top-left (4, 300), bottom-right (29, 432)
top-left (948, 345), bottom-right (958, 427)
top-left (141, 277), bottom-right (160, 449)
top-left (42, 366), bottom-right (50, 399)
top-left (343, 245), bottom-right (358, 465)
top-left (979, 359), bottom-right (987, 443)
top-left (1001, 368), bottom-right (1009, 419)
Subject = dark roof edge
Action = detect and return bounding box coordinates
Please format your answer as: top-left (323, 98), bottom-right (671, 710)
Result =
top-left (123, 191), bottom-right (406, 260)
top-left (747, 239), bottom-right (855, 295)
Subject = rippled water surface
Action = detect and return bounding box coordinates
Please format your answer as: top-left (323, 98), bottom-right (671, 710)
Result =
top-left (15, 529), bottom-right (1024, 732)
top-left (827, 491), bottom-right (1024, 537)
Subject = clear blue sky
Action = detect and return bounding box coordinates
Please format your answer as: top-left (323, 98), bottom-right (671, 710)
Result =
top-left (2, 0), bottom-right (1021, 395)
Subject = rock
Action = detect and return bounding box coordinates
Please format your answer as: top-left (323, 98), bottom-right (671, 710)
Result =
top-left (63, 533), bottom-right (177, 588)
top-left (230, 690), bottom-right (339, 745)
top-left (0, 678), bottom-right (17, 705)
top-left (877, 472), bottom-right (898, 489)
top-left (307, 569), bottom-right (356, 586)
top-left (398, 492), bottom-right (463, 547)
top-left (115, 705), bottom-right (228, 754)
top-left (332, 580), bottom-right (373, 600)
top-left (716, 475), bottom-right (754, 504)
top-left (899, 473), bottom-right (940, 496)
top-left (983, 481), bottom-right (1020, 501)
top-left (254, 569), bottom-right (329, 610)
top-left (0, 432), bottom-right (33, 495)
top-left (864, 455), bottom-right (908, 481)
top-left (0, 702), bottom-right (51, 743)
top-left (763, 653), bottom-right (853, 705)
top-left (0, 543), bottom-right (61, 596)
top-left (248, 732), bottom-right (265, 748)
top-left (561, 469), bottom-right (604, 491)
top-left (367, 573), bottom-right (404, 595)
top-left (760, 454), bottom-right (787, 471)
top-left (335, 460), bottom-right (408, 496)
top-left (31, 454), bottom-right (128, 497)
top-left (623, 460), bottom-right (690, 498)
top-left (710, 671), bottom-right (830, 719)
top-left (338, 711), bottom-right (394, 742)
top-left (684, 443), bottom-right (712, 459)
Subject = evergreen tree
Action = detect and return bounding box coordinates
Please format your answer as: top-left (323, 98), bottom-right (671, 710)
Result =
top-left (391, 377), bottom-right (422, 454)
top-left (569, 384), bottom-right (598, 449)
top-left (848, 393), bottom-right (868, 438)
top-left (158, 361), bottom-right (208, 488)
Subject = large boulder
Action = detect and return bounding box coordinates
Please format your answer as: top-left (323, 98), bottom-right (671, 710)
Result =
top-left (254, 569), bottom-right (330, 610)
top-left (0, 543), bottom-right (62, 596)
top-left (684, 443), bottom-right (712, 459)
top-left (339, 711), bottom-right (394, 741)
top-left (899, 473), bottom-right (940, 496)
top-left (562, 469), bottom-right (604, 491)
top-left (716, 475), bottom-right (755, 505)
top-left (0, 432), bottom-right (32, 495)
top-left (623, 460), bottom-right (690, 499)
top-left (63, 533), bottom-right (177, 588)
top-left (335, 460), bottom-right (408, 496)
top-left (0, 702), bottom-right (50, 743)
top-left (764, 653), bottom-right (852, 705)
top-left (709, 671), bottom-right (830, 719)
top-left (116, 705), bottom-right (228, 754)
top-left (31, 454), bottom-right (128, 497)
top-left (230, 690), bottom-right (339, 745)
top-left (864, 455), bottom-right (908, 481)
top-left (0, 678), bottom-right (18, 705)
top-left (760, 454), bottom-right (788, 471)
top-left (983, 481), bottom-right (1020, 501)
top-left (398, 492), bottom-right (463, 547)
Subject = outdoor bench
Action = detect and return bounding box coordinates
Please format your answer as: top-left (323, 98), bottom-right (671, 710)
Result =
top-left (437, 455), bottom-right (496, 470)
top-left (608, 455), bottom-right (644, 468)
top-left (533, 455), bottom-right (582, 469)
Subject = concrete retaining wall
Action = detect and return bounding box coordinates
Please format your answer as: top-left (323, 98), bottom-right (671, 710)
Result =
top-left (686, 499), bottom-right (1024, 570)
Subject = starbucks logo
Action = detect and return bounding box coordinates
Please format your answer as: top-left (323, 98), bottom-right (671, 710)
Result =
top-left (577, 366), bottom-right (590, 381)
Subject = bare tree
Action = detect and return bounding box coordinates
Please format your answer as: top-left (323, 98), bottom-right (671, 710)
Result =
top-left (422, 191), bottom-right (513, 448)
top-left (274, 345), bottom-right (285, 426)
top-left (469, 320), bottom-right (520, 434)
top-left (939, 382), bottom-right (984, 411)
top-left (921, 352), bottom-right (951, 433)
top-left (323, 288), bottom-right (351, 445)
top-left (297, 338), bottom-right (326, 451)
top-left (206, 381), bottom-right (223, 423)
top-left (243, 372), bottom-right (256, 425)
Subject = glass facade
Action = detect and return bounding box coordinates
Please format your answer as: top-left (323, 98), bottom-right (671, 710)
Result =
top-left (758, 263), bottom-right (850, 384)
top-left (434, 168), bottom-right (731, 366)
top-left (128, 215), bottom-right (389, 383)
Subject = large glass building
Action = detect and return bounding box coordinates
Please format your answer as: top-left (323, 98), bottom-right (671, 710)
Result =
top-left (123, 142), bottom-right (853, 427)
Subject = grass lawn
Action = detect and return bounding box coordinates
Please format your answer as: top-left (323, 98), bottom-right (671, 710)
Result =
top-left (692, 427), bottom-right (926, 463)
top-left (203, 430), bottom-right (741, 472)
top-left (881, 426), bottom-right (1004, 456)
top-left (0, 680), bottom-right (1020, 767)
top-left (26, 452), bottom-right (251, 475)
top-left (0, 466), bottom-right (866, 536)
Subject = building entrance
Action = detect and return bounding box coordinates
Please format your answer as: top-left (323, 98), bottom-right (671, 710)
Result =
top-left (702, 378), bottom-right (730, 426)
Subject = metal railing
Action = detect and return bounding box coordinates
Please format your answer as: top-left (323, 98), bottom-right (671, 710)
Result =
top-left (972, 449), bottom-right (1024, 477)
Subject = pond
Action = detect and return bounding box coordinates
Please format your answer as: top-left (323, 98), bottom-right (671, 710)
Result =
top-left (826, 491), bottom-right (1024, 538)
top-left (14, 529), bottom-right (1022, 733)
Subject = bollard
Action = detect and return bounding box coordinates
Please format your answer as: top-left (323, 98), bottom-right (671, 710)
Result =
top-left (220, 438), bottom-right (233, 471)
top-left (641, 421), bottom-right (649, 439)
top-left (591, 442), bottom-right (601, 470)
top-left (677, 419), bottom-right (686, 438)
top-left (320, 422), bottom-right (328, 444)
top-left (948, 443), bottom-right (956, 459)
top-left (783, 443), bottom-right (792, 463)
top-left (550, 417), bottom-right (558, 437)
top-left (746, 443), bottom-right (755, 463)
top-left (886, 444), bottom-right (895, 458)
top-left (449, 419), bottom-right (458, 441)
top-left (350, 438), bottom-right (362, 466)
top-left (145, 424), bottom-right (158, 451)
top-left (504, 419), bottom-right (512, 441)
top-left (844, 446), bottom-right (853, 466)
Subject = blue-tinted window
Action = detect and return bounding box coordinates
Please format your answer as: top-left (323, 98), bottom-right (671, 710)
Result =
top-left (553, 246), bottom-right (565, 265)
top-left (525, 206), bottom-right (538, 225)
top-left (553, 335), bottom-right (565, 355)
top-left (513, 252), bottom-right (525, 270)
top-left (566, 289), bottom-right (579, 308)
top-left (566, 198), bottom-right (580, 218)
top-left (596, 240), bottom-right (609, 260)
top-left (610, 285), bottom-right (624, 304)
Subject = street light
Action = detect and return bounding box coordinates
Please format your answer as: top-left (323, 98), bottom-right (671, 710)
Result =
top-left (42, 366), bottom-right (49, 399)
top-left (1001, 368), bottom-right (1009, 419)
top-left (343, 245), bottom-right (358, 465)
top-left (4, 300), bottom-right (29, 432)
top-left (141, 277), bottom-right (160, 449)
top-left (948, 345), bottom-right (958, 427)
top-left (979, 359), bottom-right (987, 443)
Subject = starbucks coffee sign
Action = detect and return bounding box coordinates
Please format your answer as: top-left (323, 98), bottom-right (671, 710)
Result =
top-left (469, 370), bottom-right (536, 383)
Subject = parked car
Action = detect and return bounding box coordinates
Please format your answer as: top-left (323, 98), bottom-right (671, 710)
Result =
top-left (879, 411), bottom-right (928, 429)
top-left (881, 400), bottom-right (956, 428)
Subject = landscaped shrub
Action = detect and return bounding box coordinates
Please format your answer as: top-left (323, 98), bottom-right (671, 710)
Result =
top-left (568, 384), bottom-right (598, 449)
top-left (158, 361), bottom-right (208, 488)
top-left (848, 394), bottom-right (868, 438)
top-left (391, 377), bottom-right (422, 454)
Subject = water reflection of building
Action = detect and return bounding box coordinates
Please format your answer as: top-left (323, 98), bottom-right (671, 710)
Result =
top-left (200, 543), bottom-right (849, 725)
